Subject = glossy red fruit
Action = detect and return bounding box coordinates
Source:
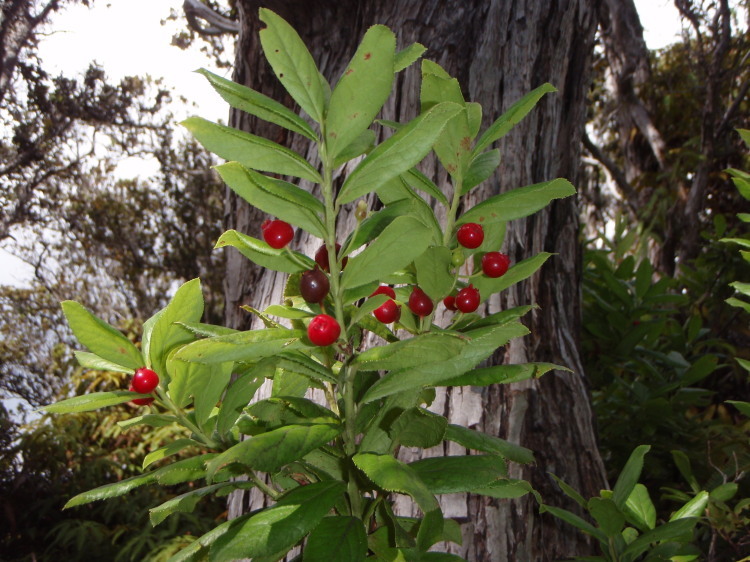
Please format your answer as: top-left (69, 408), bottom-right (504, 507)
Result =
top-left (455, 285), bottom-right (480, 313)
top-left (132, 367), bottom-right (159, 394)
top-left (129, 385), bottom-right (154, 406)
top-left (307, 314), bottom-right (341, 346)
top-left (373, 299), bottom-right (401, 324)
top-left (371, 286), bottom-right (400, 323)
top-left (456, 223), bottom-right (484, 249)
top-left (300, 269), bottom-right (330, 303)
top-left (408, 287), bottom-right (434, 317)
top-left (481, 252), bottom-right (510, 278)
top-left (261, 219), bottom-right (294, 249)
top-left (443, 295), bottom-right (457, 311)
top-left (314, 243), bottom-right (348, 272)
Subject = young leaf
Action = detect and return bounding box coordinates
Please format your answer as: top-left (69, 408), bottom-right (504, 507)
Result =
top-left (150, 482), bottom-right (246, 527)
top-left (409, 455), bottom-right (507, 494)
top-left (620, 518), bottom-right (698, 560)
top-left (303, 516), bottom-right (368, 562)
top-left (147, 278), bottom-right (204, 384)
top-left (462, 149), bottom-right (501, 194)
top-left (259, 8), bottom-right (329, 123)
top-left (353, 453), bottom-right (439, 513)
top-left (390, 408), bottom-right (448, 448)
top-left (196, 68), bottom-right (317, 140)
top-left (215, 230), bottom-right (315, 274)
top-left (612, 445), bottom-right (651, 509)
top-left (274, 351), bottom-right (338, 384)
top-left (457, 178), bottom-right (575, 226)
top-left (669, 491), bottom-right (709, 521)
top-left (471, 479), bottom-right (535, 500)
top-left (326, 25), bottom-right (395, 160)
top-left (623, 483), bottom-right (656, 531)
top-left (354, 333), bottom-right (465, 372)
top-left (216, 163), bottom-right (326, 238)
top-left (216, 372), bottom-right (264, 436)
top-left (117, 414), bottom-right (177, 430)
top-left (539, 505), bottom-right (608, 545)
top-left (41, 390), bottom-right (141, 414)
top-left (473, 83), bottom-right (557, 155)
top-left (337, 101), bottom-right (463, 204)
top-left (209, 481), bottom-right (347, 560)
top-left (402, 167), bottom-right (449, 206)
top-left (588, 497), bottom-right (625, 537)
top-left (74, 351), bottom-right (133, 374)
top-left (415, 246), bottom-right (454, 301)
top-left (333, 129), bottom-right (376, 168)
top-left (174, 327), bottom-right (306, 364)
top-left (340, 216), bottom-right (432, 290)
top-left (182, 117), bottom-right (321, 182)
top-left (472, 253), bottom-right (552, 300)
top-left (342, 199), bottom-right (414, 255)
top-left (439, 363), bottom-right (560, 387)
top-left (143, 439), bottom-right (200, 470)
top-left (394, 43), bottom-right (427, 72)
top-left (444, 424), bottom-right (535, 465)
top-left (61, 301), bottom-right (143, 370)
top-left (167, 360), bottom-right (233, 426)
top-left (206, 423), bottom-right (342, 478)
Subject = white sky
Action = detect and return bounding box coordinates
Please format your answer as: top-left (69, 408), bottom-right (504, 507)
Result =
top-left (0, 0), bottom-right (685, 288)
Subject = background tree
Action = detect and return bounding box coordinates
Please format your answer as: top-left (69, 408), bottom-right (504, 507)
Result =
top-left (216, 1), bottom-right (607, 559)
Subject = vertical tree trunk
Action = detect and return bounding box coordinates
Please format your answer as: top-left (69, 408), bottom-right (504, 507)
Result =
top-left (224, 1), bottom-right (606, 559)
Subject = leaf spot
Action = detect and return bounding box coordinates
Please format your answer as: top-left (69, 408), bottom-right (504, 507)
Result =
top-left (345, 68), bottom-right (354, 76)
top-left (279, 73), bottom-right (284, 78)
top-left (364, 53), bottom-right (371, 60)
top-left (460, 137), bottom-right (472, 151)
top-left (447, 164), bottom-right (457, 173)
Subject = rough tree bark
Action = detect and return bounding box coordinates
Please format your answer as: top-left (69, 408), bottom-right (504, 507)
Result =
top-left (222, 1), bottom-right (607, 560)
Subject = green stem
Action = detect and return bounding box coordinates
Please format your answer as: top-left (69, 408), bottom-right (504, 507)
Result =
top-left (157, 388), bottom-right (220, 450)
top-left (249, 471), bottom-right (280, 500)
top-left (342, 362), bottom-right (363, 517)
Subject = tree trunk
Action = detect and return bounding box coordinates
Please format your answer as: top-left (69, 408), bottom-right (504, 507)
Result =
top-left (224, 1), bottom-right (607, 559)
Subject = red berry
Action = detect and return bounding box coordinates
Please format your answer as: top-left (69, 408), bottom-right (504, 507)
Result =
top-left (373, 299), bottom-right (401, 324)
top-left (481, 252), bottom-right (510, 278)
top-left (455, 285), bottom-right (480, 313)
top-left (456, 223), bottom-right (484, 249)
top-left (443, 295), bottom-right (457, 311)
top-left (370, 285), bottom-right (396, 299)
top-left (129, 384), bottom-right (154, 406)
top-left (132, 367), bottom-right (159, 394)
top-left (300, 269), bottom-right (330, 303)
top-left (307, 314), bottom-right (341, 346)
top-left (408, 287), bottom-right (434, 317)
top-left (262, 219), bottom-right (294, 249)
top-left (370, 286), bottom-right (400, 323)
top-left (314, 243), bottom-right (348, 272)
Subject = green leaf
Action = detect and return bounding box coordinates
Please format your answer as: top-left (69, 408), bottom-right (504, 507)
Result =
top-left (588, 497), bottom-right (625, 537)
top-left (669, 491), bottom-right (709, 521)
top-left (414, 246), bottom-right (454, 301)
top-left (394, 43), bottom-right (426, 72)
top-left (41, 391), bottom-right (141, 414)
top-left (343, 199), bottom-right (416, 255)
top-left (671, 450), bottom-right (700, 493)
top-left (354, 333), bottom-right (465, 372)
top-left (174, 327), bottom-right (306, 364)
top-left (401, 168), bottom-right (449, 206)
top-left (182, 117), bottom-right (321, 182)
top-left (738, 128), bottom-right (750, 147)
top-left (440, 362), bottom-right (559, 386)
top-left (217, 372), bottom-right (264, 436)
top-left (265, 304), bottom-right (315, 319)
top-left (458, 178), bottom-right (575, 226)
top-left (709, 483), bottom-right (737, 502)
top-left (167, 359), bottom-right (233, 426)
top-left (473, 83), bottom-right (557, 154)
top-left (334, 129), bottom-right (376, 168)
top-left (150, 482), bottom-right (244, 527)
top-left (216, 163), bottom-right (325, 237)
top-left (444, 424), bottom-right (534, 464)
top-left (209, 481), bottom-right (346, 560)
top-left (548, 473), bottom-right (587, 509)
top-left (471, 479), bottom-right (535, 500)
top-left (472, 253), bottom-right (552, 302)
top-left (540, 505), bottom-right (608, 545)
top-left (117, 414), bottom-right (177, 430)
top-left (409, 455), bottom-right (507, 494)
top-left (74, 351), bottom-right (133, 374)
top-left (64, 454), bottom-right (216, 508)
top-left (362, 322), bottom-right (530, 403)
top-left (326, 25), bottom-right (395, 160)
top-left (727, 400), bottom-right (750, 417)
top-left (390, 408), bottom-right (448, 448)
top-left (143, 439), bottom-right (201, 470)
top-left (621, 518), bottom-right (698, 560)
top-left (612, 445), bottom-right (650, 509)
top-left (341, 216), bottom-right (432, 289)
top-left (303, 516), bottom-right (368, 562)
top-left (215, 230), bottom-right (315, 274)
top-left (196, 68), bottom-right (317, 140)
top-left (275, 351), bottom-right (338, 384)
top-left (337, 102), bottom-right (463, 205)
top-left (207, 424), bottom-right (342, 478)
top-left (148, 278), bottom-right (204, 384)
top-left (623, 483), bottom-right (656, 531)
top-left (259, 8), bottom-right (329, 123)
top-left (462, 149), bottom-right (501, 193)
top-left (61, 301), bottom-right (143, 370)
